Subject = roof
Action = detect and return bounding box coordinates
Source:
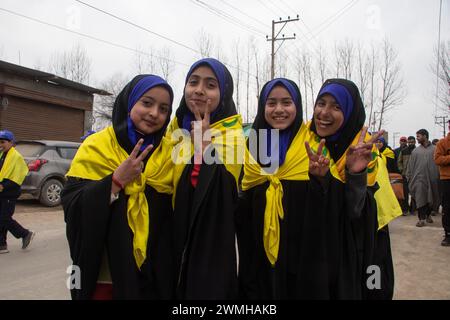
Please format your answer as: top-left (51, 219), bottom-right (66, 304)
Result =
top-left (16, 140), bottom-right (81, 147)
top-left (0, 60), bottom-right (110, 96)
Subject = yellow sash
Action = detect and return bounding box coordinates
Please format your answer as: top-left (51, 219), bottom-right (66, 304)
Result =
top-left (307, 125), bottom-right (399, 229)
top-left (165, 114), bottom-right (245, 204)
top-left (242, 123), bottom-right (319, 266)
top-left (0, 147), bottom-right (29, 185)
top-left (382, 147), bottom-right (395, 160)
top-left (375, 153), bottom-right (402, 229)
top-left (66, 126), bottom-right (174, 269)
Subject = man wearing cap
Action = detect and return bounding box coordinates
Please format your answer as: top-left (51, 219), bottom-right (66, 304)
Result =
top-left (406, 129), bottom-right (440, 227)
top-left (394, 136), bottom-right (408, 160)
top-left (434, 121), bottom-right (450, 246)
top-left (0, 130), bottom-right (35, 254)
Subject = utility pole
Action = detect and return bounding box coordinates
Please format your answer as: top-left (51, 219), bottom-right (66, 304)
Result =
top-left (435, 115), bottom-right (449, 137)
top-left (266, 15), bottom-right (299, 79)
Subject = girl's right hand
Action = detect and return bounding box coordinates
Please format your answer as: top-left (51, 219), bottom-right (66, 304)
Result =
top-left (112, 139), bottom-right (153, 191)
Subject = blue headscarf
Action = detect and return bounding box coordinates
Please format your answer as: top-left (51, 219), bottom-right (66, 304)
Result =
top-left (126, 75), bottom-right (174, 151)
top-left (251, 78), bottom-right (302, 169)
top-left (261, 79), bottom-right (300, 167)
top-left (181, 58), bottom-right (227, 131)
top-left (316, 83), bottom-right (354, 142)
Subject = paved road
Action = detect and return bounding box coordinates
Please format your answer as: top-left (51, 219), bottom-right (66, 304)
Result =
top-left (0, 200), bottom-right (449, 300)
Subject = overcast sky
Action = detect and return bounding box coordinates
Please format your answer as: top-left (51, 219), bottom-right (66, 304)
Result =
top-left (0, 0), bottom-right (448, 146)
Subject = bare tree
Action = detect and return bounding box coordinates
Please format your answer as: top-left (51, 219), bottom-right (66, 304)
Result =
top-left (377, 38), bottom-right (406, 130)
top-left (334, 41), bottom-right (341, 78)
top-left (157, 47), bottom-right (175, 82)
top-left (431, 41), bottom-right (450, 115)
top-left (355, 41), bottom-right (370, 105)
top-left (196, 28), bottom-right (214, 58)
top-left (295, 49), bottom-right (310, 120)
top-left (316, 44), bottom-right (328, 84)
top-left (133, 46), bottom-right (157, 74)
top-left (367, 43), bottom-right (378, 131)
top-left (253, 42), bottom-right (261, 101)
top-left (49, 43), bottom-right (91, 84)
top-left (276, 50), bottom-right (288, 78)
top-left (245, 38), bottom-right (254, 123)
top-left (233, 39), bottom-right (242, 114)
top-left (93, 72), bottom-right (128, 130)
top-left (337, 39), bottom-right (354, 79)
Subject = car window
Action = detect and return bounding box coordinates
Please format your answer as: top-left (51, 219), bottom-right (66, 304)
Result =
top-left (15, 143), bottom-right (45, 157)
top-left (57, 147), bottom-right (78, 160)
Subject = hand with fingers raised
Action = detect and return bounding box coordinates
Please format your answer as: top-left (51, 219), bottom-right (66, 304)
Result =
top-left (112, 138), bottom-right (153, 193)
top-left (190, 99), bottom-right (212, 161)
top-left (305, 139), bottom-right (330, 177)
top-left (346, 127), bottom-right (384, 174)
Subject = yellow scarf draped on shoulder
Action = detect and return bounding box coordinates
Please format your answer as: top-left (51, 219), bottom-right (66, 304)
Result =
top-left (309, 124), bottom-right (400, 230)
top-left (375, 152), bottom-right (402, 229)
top-left (66, 126), bottom-right (174, 269)
top-left (382, 147), bottom-right (395, 160)
top-left (242, 123), bottom-right (320, 266)
top-left (165, 114), bottom-right (245, 204)
top-left (0, 147), bottom-right (29, 185)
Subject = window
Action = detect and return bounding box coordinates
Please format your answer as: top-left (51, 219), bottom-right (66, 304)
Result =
top-left (15, 143), bottom-right (45, 157)
top-left (57, 147), bottom-right (78, 160)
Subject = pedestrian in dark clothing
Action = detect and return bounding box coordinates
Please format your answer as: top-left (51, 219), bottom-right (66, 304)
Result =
top-left (0, 130), bottom-right (35, 254)
top-left (398, 136), bottom-right (416, 215)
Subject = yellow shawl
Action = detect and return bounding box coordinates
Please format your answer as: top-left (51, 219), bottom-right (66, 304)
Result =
top-left (66, 126), bottom-right (174, 269)
top-left (308, 124), bottom-right (400, 230)
top-left (0, 147), bottom-right (29, 185)
top-left (165, 114), bottom-right (245, 204)
top-left (241, 123), bottom-right (320, 266)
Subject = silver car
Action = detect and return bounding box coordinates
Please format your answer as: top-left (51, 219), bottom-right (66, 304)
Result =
top-left (15, 140), bottom-right (80, 207)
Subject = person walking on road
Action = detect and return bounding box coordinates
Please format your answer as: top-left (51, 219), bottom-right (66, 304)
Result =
top-left (406, 129), bottom-right (440, 227)
top-left (0, 130), bottom-right (35, 254)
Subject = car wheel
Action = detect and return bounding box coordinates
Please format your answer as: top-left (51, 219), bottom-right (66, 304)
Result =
top-left (39, 179), bottom-right (63, 207)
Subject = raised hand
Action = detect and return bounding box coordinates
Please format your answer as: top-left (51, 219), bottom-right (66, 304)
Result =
top-left (305, 139), bottom-right (330, 177)
top-left (190, 99), bottom-right (212, 161)
top-left (113, 139), bottom-right (153, 191)
top-left (346, 127), bottom-right (385, 174)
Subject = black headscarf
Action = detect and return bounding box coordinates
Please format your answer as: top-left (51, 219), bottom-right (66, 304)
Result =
top-left (112, 74), bottom-right (173, 159)
top-left (250, 78), bottom-right (303, 168)
top-left (175, 58), bottom-right (237, 130)
top-left (310, 78), bottom-right (365, 161)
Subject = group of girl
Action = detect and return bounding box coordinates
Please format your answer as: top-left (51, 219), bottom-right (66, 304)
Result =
top-left (62, 57), bottom-right (398, 300)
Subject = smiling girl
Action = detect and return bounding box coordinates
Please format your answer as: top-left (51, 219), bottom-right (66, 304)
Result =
top-left (62, 74), bottom-right (175, 300)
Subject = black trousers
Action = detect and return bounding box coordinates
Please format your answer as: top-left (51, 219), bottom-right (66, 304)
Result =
top-left (0, 199), bottom-right (28, 246)
top-left (441, 180), bottom-right (450, 235)
top-left (417, 204), bottom-right (431, 221)
top-left (400, 176), bottom-right (410, 212)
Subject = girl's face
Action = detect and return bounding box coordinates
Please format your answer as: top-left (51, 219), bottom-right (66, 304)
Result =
top-left (184, 66), bottom-right (220, 116)
top-left (313, 94), bottom-right (345, 137)
top-left (264, 85), bottom-right (297, 130)
top-left (130, 86), bottom-right (171, 135)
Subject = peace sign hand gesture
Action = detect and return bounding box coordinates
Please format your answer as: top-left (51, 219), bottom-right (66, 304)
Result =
top-left (346, 127), bottom-right (384, 174)
top-left (112, 139), bottom-right (153, 192)
top-left (190, 99), bottom-right (212, 161)
top-left (305, 139), bottom-right (330, 177)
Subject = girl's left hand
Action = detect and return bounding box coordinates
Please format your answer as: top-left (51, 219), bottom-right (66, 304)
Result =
top-left (305, 139), bottom-right (330, 177)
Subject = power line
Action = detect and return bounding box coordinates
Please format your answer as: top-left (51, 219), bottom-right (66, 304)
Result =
top-left (75, 0), bottom-right (200, 54)
top-left (190, 0), bottom-right (266, 35)
top-left (75, 0), bottom-right (257, 78)
top-left (0, 7), bottom-right (190, 68)
top-left (220, 0), bottom-right (267, 28)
